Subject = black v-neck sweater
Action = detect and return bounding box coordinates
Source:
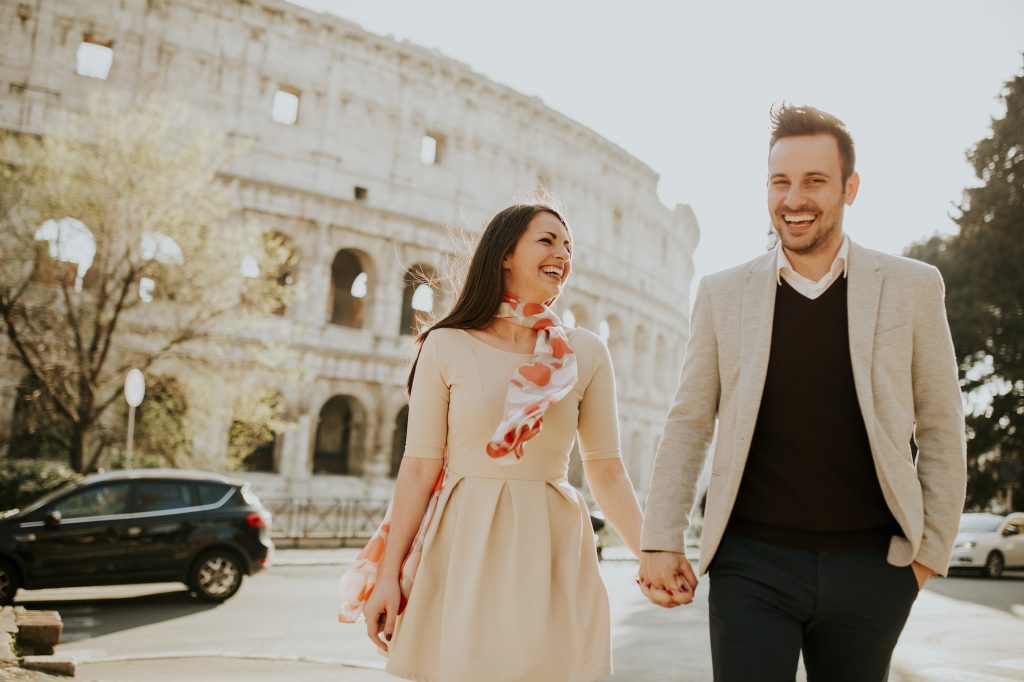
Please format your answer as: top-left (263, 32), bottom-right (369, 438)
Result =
top-left (728, 277), bottom-right (900, 551)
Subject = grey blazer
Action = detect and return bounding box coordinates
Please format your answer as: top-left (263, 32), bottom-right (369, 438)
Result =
top-left (640, 240), bottom-right (967, 576)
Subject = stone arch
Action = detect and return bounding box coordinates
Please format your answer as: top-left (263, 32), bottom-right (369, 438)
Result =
top-left (390, 404), bottom-right (410, 477)
top-left (328, 248), bottom-right (373, 328)
top-left (313, 394), bottom-right (368, 475)
top-left (634, 323), bottom-right (651, 384)
top-left (227, 387), bottom-right (286, 473)
top-left (628, 429), bottom-right (646, 488)
top-left (242, 231), bottom-right (300, 316)
top-left (400, 264), bottom-right (439, 336)
top-left (600, 315), bottom-right (628, 378)
top-left (655, 332), bottom-right (672, 389)
top-left (133, 375), bottom-right (191, 468)
top-left (563, 304), bottom-right (591, 331)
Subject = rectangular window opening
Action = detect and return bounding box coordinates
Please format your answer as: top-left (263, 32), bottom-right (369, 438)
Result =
top-left (354, 186), bottom-right (368, 202)
top-left (272, 86), bottom-right (301, 126)
top-left (76, 35), bottom-right (114, 80)
top-left (420, 132), bottom-right (444, 165)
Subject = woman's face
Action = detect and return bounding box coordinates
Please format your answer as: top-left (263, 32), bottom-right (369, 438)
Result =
top-left (502, 211), bottom-right (573, 304)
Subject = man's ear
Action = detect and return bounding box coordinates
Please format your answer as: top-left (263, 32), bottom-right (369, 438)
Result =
top-left (845, 171), bottom-right (861, 206)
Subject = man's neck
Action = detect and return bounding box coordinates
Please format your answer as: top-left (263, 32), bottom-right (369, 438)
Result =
top-left (784, 232), bottom-right (845, 282)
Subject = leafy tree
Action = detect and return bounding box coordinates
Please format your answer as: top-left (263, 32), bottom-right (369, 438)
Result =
top-left (906, 58), bottom-right (1024, 510)
top-left (0, 96), bottom-right (292, 472)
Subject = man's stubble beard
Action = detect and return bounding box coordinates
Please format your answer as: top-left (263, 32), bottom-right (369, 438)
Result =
top-left (776, 196), bottom-right (846, 257)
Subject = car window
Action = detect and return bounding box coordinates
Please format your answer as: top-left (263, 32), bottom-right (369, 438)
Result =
top-left (131, 481), bottom-right (194, 513)
top-left (1009, 521), bottom-right (1024, 534)
top-left (196, 482), bottom-right (231, 506)
top-left (52, 483), bottom-right (131, 519)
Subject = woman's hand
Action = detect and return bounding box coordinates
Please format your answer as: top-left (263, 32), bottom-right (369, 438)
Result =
top-left (363, 577), bottom-right (402, 652)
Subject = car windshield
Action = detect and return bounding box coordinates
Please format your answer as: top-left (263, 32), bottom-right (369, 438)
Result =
top-left (17, 480), bottom-right (83, 516)
top-left (959, 515), bottom-right (1003, 532)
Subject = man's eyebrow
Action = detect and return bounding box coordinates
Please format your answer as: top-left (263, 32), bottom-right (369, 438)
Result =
top-left (770, 171), bottom-right (832, 179)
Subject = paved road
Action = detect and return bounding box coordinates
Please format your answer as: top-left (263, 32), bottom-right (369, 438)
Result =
top-left (13, 554), bottom-right (1024, 681)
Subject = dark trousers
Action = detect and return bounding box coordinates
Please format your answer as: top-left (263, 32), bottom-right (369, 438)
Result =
top-left (708, 533), bottom-right (919, 682)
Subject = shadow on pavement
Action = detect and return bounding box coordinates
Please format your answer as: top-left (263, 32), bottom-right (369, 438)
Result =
top-left (15, 588), bottom-right (220, 641)
top-left (926, 570), bottom-right (1024, 614)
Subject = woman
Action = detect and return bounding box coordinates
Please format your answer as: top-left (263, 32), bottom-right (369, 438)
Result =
top-left (363, 204), bottom-right (643, 682)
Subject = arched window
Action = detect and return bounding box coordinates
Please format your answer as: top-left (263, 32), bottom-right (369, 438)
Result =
top-left (329, 250), bottom-right (370, 328)
top-left (400, 265), bottom-right (437, 336)
top-left (241, 232), bottom-right (299, 315)
top-left (313, 395), bottom-right (367, 475)
top-left (228, 388), bottom-right (286, 472)
top-left (600, 315), bottom-right (627, 378)
top-left (569, 305), bottom-right (590, 331)
top-left (634, 324), bottom-right (651, 384)
top-left (33, 217), bottom-right (97, 292)
top-left (390, 405), bottom-right (409, 477)
top-left (656, 333), bottom-right (673, 389)
top-left (132, 375), bottom-right (191, 468)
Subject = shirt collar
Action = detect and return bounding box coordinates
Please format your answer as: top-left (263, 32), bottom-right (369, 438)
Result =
top-left (775, 234), bottom-right (850, 285)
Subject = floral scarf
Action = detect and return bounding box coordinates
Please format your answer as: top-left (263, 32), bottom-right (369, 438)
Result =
top-left (485, 294), bottom-right (578, 464)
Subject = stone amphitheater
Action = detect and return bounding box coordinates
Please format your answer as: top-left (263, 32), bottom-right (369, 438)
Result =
top-left (0, 0), bottom-right (699, 502)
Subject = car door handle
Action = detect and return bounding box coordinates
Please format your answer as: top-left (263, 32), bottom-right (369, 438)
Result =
top-left (124, 526), bottom-right (142, 536)
top-left (14, 533), bottom-right (36, 542)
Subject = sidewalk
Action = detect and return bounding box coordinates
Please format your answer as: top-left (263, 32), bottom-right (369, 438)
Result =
top-left (269, 546), bottom-right (1024, 681)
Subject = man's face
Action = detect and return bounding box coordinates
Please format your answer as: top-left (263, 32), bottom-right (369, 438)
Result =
top-left (767, 134), bottom-right (859, 256)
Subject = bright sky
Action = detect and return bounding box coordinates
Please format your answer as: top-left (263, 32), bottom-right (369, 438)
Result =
top-left (288, 0), bottom-right (1024, 282)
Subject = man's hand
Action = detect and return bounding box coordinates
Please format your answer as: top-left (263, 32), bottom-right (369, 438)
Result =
top-left (638, 550), bottom-right (698, 608)
top-left (911, 561), bottom-right (933, 590)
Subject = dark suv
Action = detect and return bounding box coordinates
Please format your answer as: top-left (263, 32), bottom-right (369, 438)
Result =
top-left (0, 469), bottom-right (274, 605)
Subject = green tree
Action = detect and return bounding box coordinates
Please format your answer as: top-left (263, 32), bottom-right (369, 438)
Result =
top-left (0, 96), bottom-right (292, 472)
top-left (906, 59), bottom-right (1024, 510)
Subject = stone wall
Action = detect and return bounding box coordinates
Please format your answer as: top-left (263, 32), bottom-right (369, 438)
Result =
top-left (0, 0), bottom-right (699, 501)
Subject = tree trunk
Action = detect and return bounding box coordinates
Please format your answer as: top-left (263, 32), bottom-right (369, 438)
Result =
top-left (70, 419), bottom-right (89, 473)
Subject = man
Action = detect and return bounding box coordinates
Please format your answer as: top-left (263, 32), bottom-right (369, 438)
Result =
top-left (638, 105), bottom-right (966, 681)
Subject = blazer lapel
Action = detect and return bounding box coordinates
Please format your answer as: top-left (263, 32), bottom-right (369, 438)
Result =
top-left (734, 254), bottom-right (777, 468)
top-left (847, 242), bottom-right (883, 430)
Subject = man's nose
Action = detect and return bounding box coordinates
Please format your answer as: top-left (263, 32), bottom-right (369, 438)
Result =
top-left (784, 184), bottom-right (806, 208)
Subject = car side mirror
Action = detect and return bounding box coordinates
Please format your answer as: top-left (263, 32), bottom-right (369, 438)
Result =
top-left (44, 510), bottom-right (62, 526)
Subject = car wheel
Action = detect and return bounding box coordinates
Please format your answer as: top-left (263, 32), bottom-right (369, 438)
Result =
top-left (983, 552), bottom-right (1004, 579)
top-left (188, 550), bottom-right (244, 602)
top-left (0, 560), bottom-right (20, 606)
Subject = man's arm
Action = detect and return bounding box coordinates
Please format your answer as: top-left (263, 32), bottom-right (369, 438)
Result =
top-left (641, 276), bottom-right (721, 554)
top-left (910, 266), bottom-right (968, 576)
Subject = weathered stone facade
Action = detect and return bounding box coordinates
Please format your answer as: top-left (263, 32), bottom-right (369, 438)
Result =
top-left (0, 0), bottom-right (699, 500)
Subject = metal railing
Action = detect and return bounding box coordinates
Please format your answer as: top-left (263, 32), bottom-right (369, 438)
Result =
top-left (262, 497), bottom-right (390, 542)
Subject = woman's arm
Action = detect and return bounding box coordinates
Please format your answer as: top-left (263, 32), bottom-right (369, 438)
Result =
top-left (584, 458), bottom-right (643, 557)
top-left (377, 456), bottom-right (445, 581)
top-left (364, 332), bottom-right (450, 651)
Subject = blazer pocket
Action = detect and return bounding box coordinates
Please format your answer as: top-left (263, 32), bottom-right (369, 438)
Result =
top-left (874, 323), bottom-right (910, 349)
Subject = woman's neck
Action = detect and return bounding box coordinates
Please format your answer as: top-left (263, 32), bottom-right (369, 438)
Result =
top-left (487, 317), bottom-right (537, 345)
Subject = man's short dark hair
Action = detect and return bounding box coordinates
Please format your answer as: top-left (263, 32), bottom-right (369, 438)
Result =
top-left (769, 104), bottom-right (856, 183)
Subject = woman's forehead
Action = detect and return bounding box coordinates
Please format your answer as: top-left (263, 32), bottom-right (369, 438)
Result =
top-left (528, 212), bottom-right (572, 240)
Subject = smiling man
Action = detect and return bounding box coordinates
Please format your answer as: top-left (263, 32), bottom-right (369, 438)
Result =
top-left (638, 105), bottom-right (967, 681)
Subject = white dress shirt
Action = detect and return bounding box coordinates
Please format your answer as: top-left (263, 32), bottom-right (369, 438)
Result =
top-left (775, 234), bottom-right (850, 300)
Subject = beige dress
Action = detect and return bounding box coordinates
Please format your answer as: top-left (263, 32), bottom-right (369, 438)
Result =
top-left (386, 327), bottom-right (621, 682)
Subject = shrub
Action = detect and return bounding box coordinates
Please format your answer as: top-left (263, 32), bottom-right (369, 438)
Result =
top-left (0, 459), bottom-right (81, 511)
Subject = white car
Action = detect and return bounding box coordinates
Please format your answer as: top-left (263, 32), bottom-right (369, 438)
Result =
top-left (948, 512), bottom-right (1024, 578)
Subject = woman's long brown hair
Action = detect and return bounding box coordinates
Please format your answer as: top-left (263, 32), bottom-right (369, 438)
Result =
top-left (406, 204), bottom-right (567, 394)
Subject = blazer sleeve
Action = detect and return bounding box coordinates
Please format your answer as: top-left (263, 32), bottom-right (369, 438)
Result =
top-left (403, 331), bottom-right (450, 460)
top-left (641, 277), bottom-right (721, 553)
top-left (911, 267), bottom-right (968, 576)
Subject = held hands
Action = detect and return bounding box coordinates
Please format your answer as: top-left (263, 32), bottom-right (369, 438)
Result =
top-left (363, 577), bottom-right (402, 652)
top-left (637, 550), bottom-right (699, 608)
